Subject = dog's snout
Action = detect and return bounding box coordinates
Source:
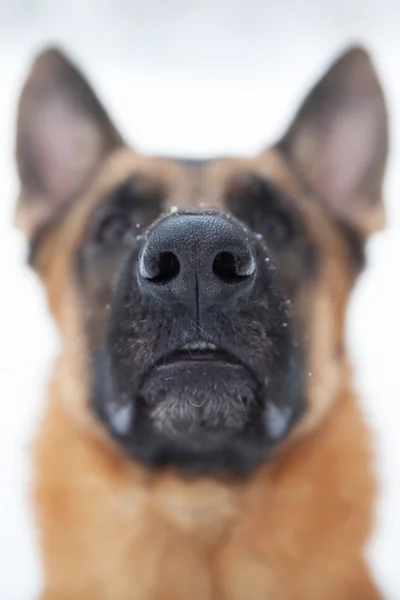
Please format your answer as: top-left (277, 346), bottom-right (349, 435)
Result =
top-left (138, 213), bottom-right (255, 311)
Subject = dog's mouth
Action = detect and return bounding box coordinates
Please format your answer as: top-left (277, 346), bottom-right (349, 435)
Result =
top-left (154, 340), bottom-right (243, 368)
top-left (136, 337), bottom-right (258, 439)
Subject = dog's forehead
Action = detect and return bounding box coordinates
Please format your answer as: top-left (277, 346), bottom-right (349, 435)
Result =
top-left (165, 151), bottom-right (302, 193)
top-left (127, 149), bottom-right (305, 210)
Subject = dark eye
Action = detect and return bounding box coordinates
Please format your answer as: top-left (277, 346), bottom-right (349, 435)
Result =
top-left (264, 212), bottom-right (292, 242)
top-left (96, 215), bottom-right (131, 245)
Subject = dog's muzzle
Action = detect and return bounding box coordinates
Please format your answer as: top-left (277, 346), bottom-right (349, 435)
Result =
top-left (93, 209), bottom-right (304, 475)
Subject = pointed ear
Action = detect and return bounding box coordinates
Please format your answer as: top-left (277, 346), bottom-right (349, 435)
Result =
top-left (15, 47), bottom-right (123, 238)
top-left (278, 46), bottom-right (388, 237)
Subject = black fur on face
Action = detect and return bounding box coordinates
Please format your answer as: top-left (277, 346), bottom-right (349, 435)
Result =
top-left (78, 172), bottom-right (310, 476)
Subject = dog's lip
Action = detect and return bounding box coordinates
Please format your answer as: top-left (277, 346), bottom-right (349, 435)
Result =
top-left (153, 340), bottom-right (244, 368)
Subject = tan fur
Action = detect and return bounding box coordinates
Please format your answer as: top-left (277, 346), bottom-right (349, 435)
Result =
top-left (26, 147), bottom-right (382, 599)
top-left (35, 380), bottom-right (379, 600)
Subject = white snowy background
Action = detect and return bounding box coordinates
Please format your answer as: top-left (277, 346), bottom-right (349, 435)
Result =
top-left (0, 1), bottom-right (399, 598)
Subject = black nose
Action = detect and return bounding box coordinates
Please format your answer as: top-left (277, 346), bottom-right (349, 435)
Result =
top-left (138, 213), bottom-right (256, 313)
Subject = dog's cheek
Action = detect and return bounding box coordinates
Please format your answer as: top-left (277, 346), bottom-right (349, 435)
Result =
top-left (298, 284), bottom-right (346, 434)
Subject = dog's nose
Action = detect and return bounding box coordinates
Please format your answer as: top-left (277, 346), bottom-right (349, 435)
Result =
top-left (138, 213), bottom-right (256, 312)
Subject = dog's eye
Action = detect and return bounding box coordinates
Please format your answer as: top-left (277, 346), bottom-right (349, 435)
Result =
top-left (264, 212), bottom-right (292, 242)
top-left (96, 215), bottom-right (131, 245)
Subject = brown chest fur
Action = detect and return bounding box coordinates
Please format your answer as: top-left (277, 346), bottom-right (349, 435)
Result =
top-left (34, 372), bottom-right (379, 600)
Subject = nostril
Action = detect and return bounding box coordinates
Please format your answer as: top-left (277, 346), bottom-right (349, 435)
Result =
top-left (213, 251), bottom-right (254, 283)
top-left (148, 251), bottom-right (180, 284)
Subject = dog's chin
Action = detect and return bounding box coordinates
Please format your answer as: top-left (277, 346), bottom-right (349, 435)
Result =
top-left (94, 350), bottom-right (300, 475)
top-left (122, 360), bottom-right (272, 475)
top-left (138, 361), bottom-right (259, 440)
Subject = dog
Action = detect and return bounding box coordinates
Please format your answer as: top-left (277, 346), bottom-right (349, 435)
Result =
top-left (14, 45), bottom-right (388, 599)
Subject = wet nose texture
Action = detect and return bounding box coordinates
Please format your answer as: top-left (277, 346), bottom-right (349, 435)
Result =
top-left (138, 213), bottom-right (256, 315)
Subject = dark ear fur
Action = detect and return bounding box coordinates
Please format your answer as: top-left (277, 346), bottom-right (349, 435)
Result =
top-left (279, 46), bottom-right (388, 237)
top-left (15, 47), bottom-right (123, 238)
